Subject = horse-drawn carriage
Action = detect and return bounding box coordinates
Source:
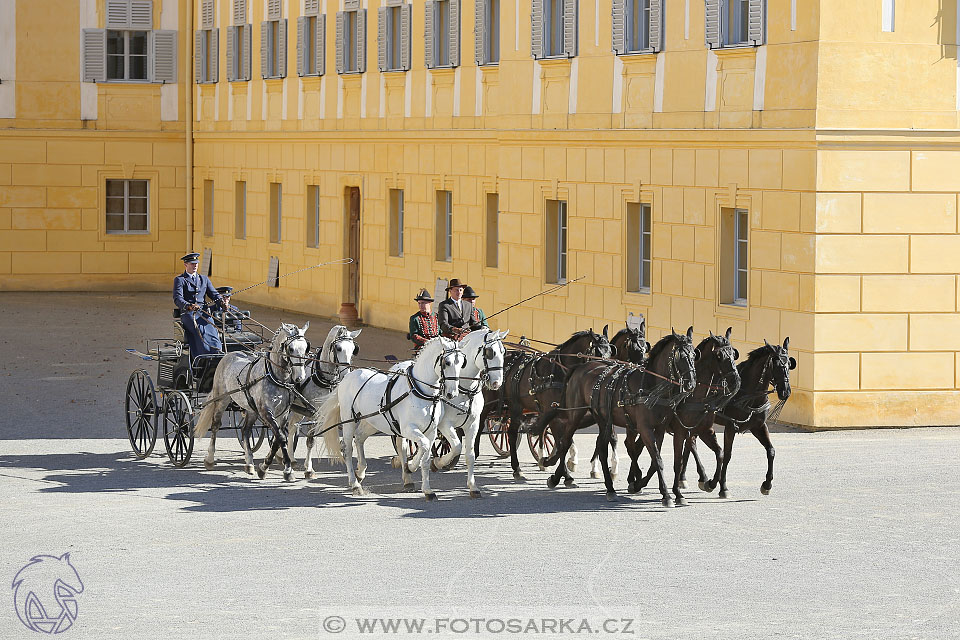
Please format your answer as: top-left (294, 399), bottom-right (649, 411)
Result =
top-left (123, 309), bottom-right (269, 467)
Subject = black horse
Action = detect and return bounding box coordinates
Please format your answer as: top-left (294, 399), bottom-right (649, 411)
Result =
top-left (631, 328), bottom-right (741, 504)
top-left (542, 328), bottom-right (697, 505)
top-left (610, 321), bottom-right (650, 365)
top-left (477, 327), bottom-right (614, 480)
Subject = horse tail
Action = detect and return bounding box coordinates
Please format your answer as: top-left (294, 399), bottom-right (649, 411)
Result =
top-left (194, 402), bottom-right (215, 439)
top-left (316, 392), bottom-right (345, 465)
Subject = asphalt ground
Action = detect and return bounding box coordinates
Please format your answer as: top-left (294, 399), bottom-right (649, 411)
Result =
top-left (1, 293), bottom-right (958, 639)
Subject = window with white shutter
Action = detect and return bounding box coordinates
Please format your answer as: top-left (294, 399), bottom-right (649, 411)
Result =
top-left (613, 0), bottom-right (661, 54)
top-left (82, 29), bottom-right (107, 82)
top-left (337, 8), bottom-right (365, 73)
top-left (151, 30), bottom-right (177, 82)
top-left (201, 0), bottom-right (215, 29)
top-left (379, 2), bottom-right (409, 72)
top-left (84, 1), bottom-right (183, 83)
top-left (706, 0), bottom-right (764, 48)
top-left (262, 18), bottom-right (287, 78)
top-left (534, 0), bottom-right (576, 58)
top-left (226, 23), bottom-right (251, 80)
top-left (426, 0), bottom-right (460, 68)
top-left (195, 28), bottom-right (219, 83)
top-left (233, 0), bottom-right (246, 25)
top-left (298, 11), bottom-right (325, 77)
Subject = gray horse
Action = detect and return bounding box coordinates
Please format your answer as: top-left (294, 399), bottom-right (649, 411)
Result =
top-left (194, 322), bottom-right (310, 481)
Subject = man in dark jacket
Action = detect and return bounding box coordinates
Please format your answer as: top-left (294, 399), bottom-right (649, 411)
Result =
top-left (437, 278), bottom-right (481, 340)
top-left (462, 285), bottom-right (489, 328)
top-left (172, 253), bottom-right (225, 363)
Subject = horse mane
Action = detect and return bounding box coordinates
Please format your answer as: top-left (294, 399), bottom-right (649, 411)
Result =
top-left (738, 344), bottom-right (775, 376)
top-left (417, 335), bottom-right (450, 354)
top-left (319, 325), bottom-right (347, 359)
top-left (555, 329), bottom-right (598, 351)
top-left (696, 334), bottom-right (729, 352)
top-left (646, 333), bottom-right (683, 363)
top-left (613, 327), bottom-right (633, 342)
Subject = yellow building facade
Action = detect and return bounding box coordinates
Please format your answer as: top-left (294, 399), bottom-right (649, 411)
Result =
top-left (5, 0), bottom-right (960, 429)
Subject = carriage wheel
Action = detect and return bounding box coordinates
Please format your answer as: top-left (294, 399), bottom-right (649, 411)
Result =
top-left (485, 416), bottom-right (511, 458)
top-left (232, 410), bottom-right (267, 453)
top-left (162, 391), bottom-right (195, 468)
top-left (125, 369), bottom-right (159, 459)
top-left (527, 425), bottom-right (557, 464)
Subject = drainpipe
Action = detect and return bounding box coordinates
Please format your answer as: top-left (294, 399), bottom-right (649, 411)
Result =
top-left (185, 0), bottom-right (194, 252)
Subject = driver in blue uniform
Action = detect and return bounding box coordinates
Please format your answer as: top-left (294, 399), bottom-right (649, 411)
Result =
top-left (173, 253), bottom-right (225, 364)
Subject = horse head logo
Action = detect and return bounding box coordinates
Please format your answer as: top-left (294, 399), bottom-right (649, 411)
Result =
top-left (12, 553), bottom-right (84, 634)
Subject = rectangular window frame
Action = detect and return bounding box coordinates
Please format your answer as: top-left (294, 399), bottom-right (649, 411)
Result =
top-left (387, 5), bottom-right (403, 70)
top-left (389, 188), bottom-right (404, 257)
top-left (434, 0), bottom-right (451, 67)
top-left (107, 29), bottom-right (150, 81)
top-left (485, 192), bottom-right (499, 269)
top-left (485, 0), bottom-right (500, 64)
top-left (105, 179), bottom-right (150, 235)
top-left (344, 10), bottom-right (358, 72)
top-left (234, 180), bottom-right (246, 239)
top-left (545, 0), bottom-right (564, 58)
top-left (545, 199), bottom-right (568, 284)
top-left (719, 206), bottom-right (749, 307)
top-left (306, 185), bottom-right (320, 248)
top-left (203, 179), bottom-right (214, 237)
top-left (435, 190), bottom-right (453, 262)
top-left (626, 202), bottom-right (651, 293)
top-left (269, 182), bottom-right (283, 244)
top-left (626, 0), bottom-right (650, 52)
top-left (734, 208), bottom-right (748, 305)
top-left (306, 15), bottom-right (318, 75)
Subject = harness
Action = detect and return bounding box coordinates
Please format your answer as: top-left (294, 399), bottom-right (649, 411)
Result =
top-left (715, 352), bottom-right (788, 429)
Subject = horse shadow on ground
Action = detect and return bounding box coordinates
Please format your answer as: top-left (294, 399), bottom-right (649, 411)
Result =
top-left (0, 449), bottom-right (756, 518)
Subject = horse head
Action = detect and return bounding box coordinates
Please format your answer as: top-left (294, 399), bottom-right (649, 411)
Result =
top-left (592, 325), bottom-right (614, 359)
top-left (666, 326), bottom-right (697, 393)
top-left (764, 337), bottom-right (795, 401)
top-left (696, 327), bottom-right (742, 404)
top-left (479, 329), bottom-right (509, 391)
top-left (273, 322), bottom-right (311, 384)
top-left (325, 325), bottom-right (361, 371)
top-left (416, 337), bottom-right (465, 400)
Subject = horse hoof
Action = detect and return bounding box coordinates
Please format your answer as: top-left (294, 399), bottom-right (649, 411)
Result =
top-left (303, 470), bottom-right (315, 480)
top-left (352, 486), bottom-right (367, 497)
top-left (283, 471), bottom-right (294, 482)
top-left (255, 465), bottom-right (267, 480)
top-left (704, 480), bottom-right (717, 493)
top-left (611, 473), bottom-right (618, 481)
top-left (662, 497), bottom-right (674, 508)
top-left (424, 492), bottom-right (438, 502)
top-left (676, 496), bottom-right (687, 506)
top-left (719, 490), bottom-right (730, 499)
top-left (698, 481), bottom-right (708, 492)
top-left (590, 471), bottom-right (599, 479)
top-left (469, 490), bottom-right (482, 499)
top-left (244, 464), bottom-right (255, 475)
top-left (538, 462), bottom-right (546, 472)
top-left (678, 480), bottom-right (687, 489)
top-left (564, 478), bottom-right (577, 488)
top-left (627, 482), bottom-right (640, 494)
top-left (567, 461), bottom-right (578, 472)
top-left (513, 471), bottom-right (527, 483)
top-left (204, 460), bottom-right (214, 471)
top-left (546, 475), bottom-right (560, 489)
top-left (391, 455), bottom-right (402, 469)
top-left (760, 483), bottom-right (772, 495)
top-left (430, 460), bottom-right (439, 473)
top-left (606, 491), bottom-right (618, 502)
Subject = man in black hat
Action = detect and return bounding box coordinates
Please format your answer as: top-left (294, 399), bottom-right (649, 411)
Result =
top-left (173, 252), bottom-right (225, 362)
top-left (211, 286), bottom-right (244, 332)
top-left (408, 288), bottom-right (440, 350)
top-left (437, 278), bottom-right (480, 340)
top-left (462, 285), bottom-right (489, 328)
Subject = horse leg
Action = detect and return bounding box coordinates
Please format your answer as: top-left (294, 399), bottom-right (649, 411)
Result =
top-left (202, 399), bottom-right (229, 470)
top-left (463, 414), bottom-right (482, 498)
top-left (410, 427), bottom-right (437, 501)
top-left (609, 429), bottom-right (620, 481)
top-left (636, 426), bottom-right (664, 491)
top-left (354, 429), bottom-right (370, 483)
top-left (753, 422), bottom-right (776, 495)
top-left (596, 422), bottom-right (617, 501)
top-left (239, 410), bottom-right (257, 475)
top-left (567, 440), bottom-right (579, 473)
top-left (256, 429), bottom-right (280, 479)
top-left (259, 412), bottom-right (294, 482)
top-left (624, 430), bottom-right (643, 493)
top-left (395, 435), bottom-right (415, 491)
top-left (639, 425), bottom-right (672, 507)
top-left (684, 433), bottom-right (708, 489)
top-left (698, 429), bottom-right (723, 492)
top-left (546, 412), bottom-right (578, 489)
top-left (303, 435), bottom-right (317, 479)
top-left (434, 419), bottom-right (463, 472)
top-left (508, 405), bottom-right (525, 481)
top-left (528, 408), bottom-right (557, 472)
top-left (342, 423), bottom-right (364, 496)
top-left (672, 429), bottom-right (687, 506)
top-left (718, 426), bottom-right (737, 498)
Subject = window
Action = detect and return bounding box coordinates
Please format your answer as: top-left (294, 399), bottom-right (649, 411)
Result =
top-left (389, 189), bottom-right (404, 257)
top-left (705, 0), bottom-right (764, 48)
top-left (105, 179), bottom-right (149, 234)
top-left (475, 0), bottom-right (499, 65)
top-left (485, 193), bottom-right (499, 268)
top-left (882, 0), bottom-right (895, 32)
top-left (725, 0), bottom-right (748, 44)
top-left (626, 203), bottom-right (651, 292)
top-left (435, 190), bottom-right (452, 261)
top-left (306, 185), bottom-right (320, 248)
top-left (261, 17), bottom-right (287, 79)
top-left (426, 0), bottom-right (460, 68)
top-left (720, 207), bottom-right (748, 305)
top-left (203, 180), bottom-right (214, 237)
top-left (227, 23), bottom-right (252, 80)
top-left (545, 199), bottom-right (567, 284)
top-left (298, 13), bottom-right (326, 76)
top-left (628, 0), bottom-right (650, 51)
top-left (337, 8), bottom-right (367, 74)
top-left (195, 28), bottom-right (219, 83)
top-left (269, 183), bottom-right (282, 244)
top-left (379, 3), bottom-right (411, 72)
top-left (531, 0), bottom-right (576, 59)
top-left (107, 30), bottom-right (149, 80)
top-left (235, 181), bottom-right (246, 239)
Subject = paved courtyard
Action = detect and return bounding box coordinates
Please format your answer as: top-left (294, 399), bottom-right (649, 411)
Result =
top-left (1, 293), bottom-right (958, 639)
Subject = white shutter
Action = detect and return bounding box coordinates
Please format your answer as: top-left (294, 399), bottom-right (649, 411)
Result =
top-left (747, 0), bottom-right (765, 45)
top-left (226, 25), bottom-right (236, 80)
top-left (151, 29), bottom-right (178, 83)
top-left (356, 9), bottom-right (367, 72)
top-left (304, 0), bottom-right (320, 15)
top-left (261, 20), bottom-right (271, 77)
top-left (704, 0), bottom-right (721, 48)
top-left (195, 30), bottom-right (206, 82)
top-left (106, 1), bottom-right (130, 28)
top-left (474, 0), bottom-right (485, 65)
top-left (130, 0), bottom-right (154, 29)
top-left (562, 0), bottom-right (577, 57)
top-left (648, 0), bottom-right (662, 52)
top-left (611, 0), bottom-right (625, 54)
top-left (335, 11), bottom-right (345, 73)
top-left (278, 19), bottom-right (288, 77)
top-left (424, 1), bottom-right (434, 68)
top-left (82, 28), bottom-right (107, 82)
top-left (202, 0), bottom-right (215, 29)
top-left (209, 28), bottom-right (220, 82)
top-left (316, 13), bottom-right (326, 75)
top-left (242, 23), bottom-right (252, 79)
top-left (268, 0), bottom-right (282, 20)
top-left (530, 0), bottom-right (544, 59)
top-left (233, 0), bottom-right (246, 24)
top-left (378, 7), bottom-right (388, 71)
top-left (400, 4), bottom-right (411, 70)
top-left (297, 16), bottom-right (307, 75)
top-left (449, 0), bottom-right (460, 67)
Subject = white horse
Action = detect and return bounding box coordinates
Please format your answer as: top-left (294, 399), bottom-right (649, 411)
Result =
top-left (387, 328), bottom-right (508, 498)
top-left (316, 337), bottom-right (464, 500)
top-left (194, 322), bottom-right (310, 480)
top-left (282, 324), bottom-right (361, 477)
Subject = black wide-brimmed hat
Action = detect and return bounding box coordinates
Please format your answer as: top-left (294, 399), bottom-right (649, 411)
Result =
top-left (181, 252), bottom-right (201, 263)
top-left (445, 278), bottom-right (467, 291)
top-left (216, 286), bottom-right (234, 295)
top-left (462, 285), bottom-right (479, 299)
top-left (414, 288), bottom-right (434, 302)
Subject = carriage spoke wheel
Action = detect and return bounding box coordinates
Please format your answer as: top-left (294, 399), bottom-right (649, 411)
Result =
top-left (125, 369), bottom-right (159, 459)
top-left (485, 417), bottom-right (511, 458)
top-left (527, 425), bottom-right (557, 464)
top-left (162, 391), bottom-right (195, 468)
top-left (232, 410), bottom-right (266, 453)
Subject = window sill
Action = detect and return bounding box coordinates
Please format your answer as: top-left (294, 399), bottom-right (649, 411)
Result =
top-left (617, 50), bottom-right (658, 58)
top-left (711, 42), bottom-right (760, 52)
top-left (105, 231), bottom-right (152, 238)
top-left (101, 79), bottom-right (153, 84)
top-left (716, 301), bottom-right (750, 320)
top-left (478, 61), bottom-right (499, 67)
top-left (537, 56), bottom-right (573, 65)
top-left (381, 67), bottom-right (408, 73)
top-left (339, 70), bottom-right (363, 76)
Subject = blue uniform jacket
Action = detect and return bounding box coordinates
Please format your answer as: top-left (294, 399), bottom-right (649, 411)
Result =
top-left (173, 272), bottom-right (222, 310)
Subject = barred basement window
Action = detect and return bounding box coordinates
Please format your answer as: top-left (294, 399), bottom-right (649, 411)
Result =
top-left (545, 199), bottom-right (567, 284)
top-left (106, 179), bottom-right (149, 234)
top-left (235, 181), bottom-right (246, 239)
top-left (720, 207), bottom-right (749, 306)
top-left (435, 190), bottom-right (452, 262)
top-left (485, 193), bottom-right (499, 268)
top-left (389, 189), bottom-right (404, 257)
top-left (269, 183), bottom-right (283, 243)
top-left (306, 185), bottom-right (320, 248)
top-left (626, 202), bottom-right (651, 292)
top-left (203, 180), bottom-right (214, 237)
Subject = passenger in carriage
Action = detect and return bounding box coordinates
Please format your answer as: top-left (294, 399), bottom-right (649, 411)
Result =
top-left (461, 285), bottom-right (489, 329)
top-left (211, 286), bottom-right (244, 332)
top-left (408, 288), bottom-right (440, 351)
top-left (438, 278), bottom-right (482, 340)
top-left (172, 252), bottom-right (226, 363)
